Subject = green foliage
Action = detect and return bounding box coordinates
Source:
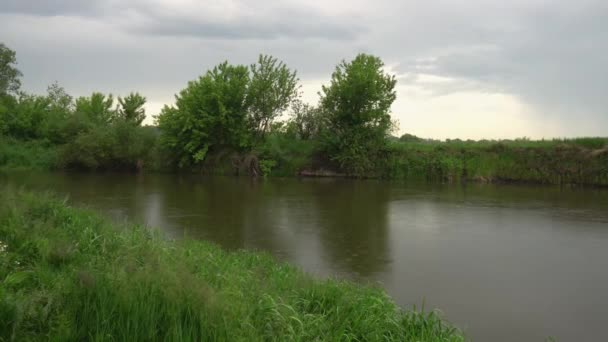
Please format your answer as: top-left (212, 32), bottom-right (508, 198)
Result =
top-left (157, 55), bottom-right (299, 170)
top-left (386, 138), bottom-right (608, 185)
top-left (259, 158), bottom-right (277, 177)
top-left (319, 54), bottom-right (397, 176)
top-left (0, 76), bottom-right (155, 171)
top-left (286, 99), bottom-right (323, 140)
top-left (157, 62), bottom-right (252, 167)
top-left (58, 121), bottom-right (157, 170)
top-left (255, 129), bottom-right (317, 176)
top-left (117, 92), bottom-right (146, 125)
top-left (0, 188), bottom-right (465, 341)
top-left (247, 54), bottom-right (299, 141)
top-left (0, 93), bottom-right (50, 140)
top-left (75, 92), bottom-right (116, 125)
top-left (40, 83), bottom-right (76, 144)
top-left (399, 133), bottom-right (424, 143)
top-left (0, 43), bottom-right (22, 95)
top-left (0, 138), bottom-right (58, 170)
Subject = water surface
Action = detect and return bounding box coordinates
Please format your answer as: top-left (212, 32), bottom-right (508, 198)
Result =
top-left (4, 172), bottom-right (608, 341)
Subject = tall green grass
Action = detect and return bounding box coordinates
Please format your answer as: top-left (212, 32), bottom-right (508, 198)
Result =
top-left (0, 187), bottom-right (464, 341)
top-left (387, 138), bottom-right (608, 185)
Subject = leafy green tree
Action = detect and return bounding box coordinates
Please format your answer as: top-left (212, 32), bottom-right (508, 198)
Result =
top-left (286, 99), bottom-right (322, 140)
top-left (157, 62), bottom-right (250, 167)
top-left (1, 93), bottom-right (50, 139)
top-left (247, 55), bottom-right (299, 142)
top-left (46, 82), bottom-right (73, 114)
top-left (399, 133), bottom-right (423, 143)
top-left (0, 94), bottom-right (17, 135)
top-left (319, 53), bottom-right (396, 175)
top-left (42, 82), bottom-right (74, 142)
top-left (0, 43), bottom-right (22, 95)
top-left (118, 92), bottom-right (146, 125)
top-left (75, 92), bottom-right (115, 125)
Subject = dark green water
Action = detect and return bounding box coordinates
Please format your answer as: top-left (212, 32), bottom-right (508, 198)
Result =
top-left (3, 172), bottom-right (608, 341)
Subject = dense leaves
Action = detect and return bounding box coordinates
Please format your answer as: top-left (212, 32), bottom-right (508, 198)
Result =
top-left (157, 55), bottom-right (300, 168)
top-left (319, 54), bottom-right (397, 175)
top-left (247, 54), bottom-right (299, 141)
top-left (118, 92), bottom-right (147, 125)
top-left (157, 62), bottom-right (251, 167)
top-left (0, 43), bottom-right (22, 95)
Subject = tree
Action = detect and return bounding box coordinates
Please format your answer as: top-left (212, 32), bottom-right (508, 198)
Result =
top-left (286, 99), bottom-right (322, 140)
top-left (319, 54), bottom-right (396, 175)
top-left (247, 54), bottom-right (299, 142)
top-left (0, 43), bottom-right (22, 95)
top-left (118, 92), bottom-right (146, 125)
top-left (41, 82), bottom-right (74, 143)
top-left (1, 93), bottom-right (50, 139)
top-left (157, 62), bottom-right (251, 167)
top-left (75, 92), bottom-right (115, 125)
top-left (399, 133), bottom-right (423, 143)
top-left (46, 82), bottom-right (73, 114)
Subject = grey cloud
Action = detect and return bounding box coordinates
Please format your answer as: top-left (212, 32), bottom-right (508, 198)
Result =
top-left (386, 0), bottom-right (608, 132)
top-left (0, 0), bottom-right (362, 41)
top-left (0, 0), bottom-right (102, 16)
top-left (1, 0), bottom-right (607, 137)
top-left (131, 12), bottom-right (361, 40)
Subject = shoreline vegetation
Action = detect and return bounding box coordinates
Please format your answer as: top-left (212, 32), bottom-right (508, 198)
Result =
top-left (2, 136), bottom-right (607, 187)
top-left (0, 43), bottom-right (606, 186)
top-left (0, 187), bottom-right (465, 341)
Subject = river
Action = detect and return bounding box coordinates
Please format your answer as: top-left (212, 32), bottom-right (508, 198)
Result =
top-left (3, 172), bottom-right (608, 341)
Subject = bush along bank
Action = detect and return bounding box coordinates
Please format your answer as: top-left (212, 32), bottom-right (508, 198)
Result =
top-left (0, 187), bottom-right (465, 341)
top-left (385, 138), bottom-right (608, 186)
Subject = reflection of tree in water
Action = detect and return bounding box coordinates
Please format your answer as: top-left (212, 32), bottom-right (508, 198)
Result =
top-left (147, 176), bottom-right (260, 249)
top-left (144, 176), bottom-right (297, 254)
top-left (311, 179), bottom-right (392, 278)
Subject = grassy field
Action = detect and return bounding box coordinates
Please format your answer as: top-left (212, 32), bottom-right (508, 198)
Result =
top-left (386, 137), bottom-right (608, 185)
top-left (0, 187), bottom-right (464, 341)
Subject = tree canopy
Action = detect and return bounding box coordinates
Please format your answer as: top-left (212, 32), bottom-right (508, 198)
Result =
top-left (247, 55), bottom-right (299, 141)
top-left (0, 43), bottom-right (22, 95)
top-left (157, 62), bottom-right (251, 167)
top-left (319, 53), bottom-right (397, 175)
top-left (118, 92), bottom-right (147, 126)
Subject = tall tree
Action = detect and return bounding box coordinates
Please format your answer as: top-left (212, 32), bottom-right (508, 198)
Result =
top-left (118, 92), bottom-right (146, 125)
top-left (47, 82), bottom-right (73, 114)
top-left (247, 55), bottom-right (298, 142)
top-left (157, 62), bottom-right (251, 167)
top-left (0, 43), bottom-right (22, 95)
top-left (287, 99), bottom-right (322, 140)
top-left (75, 92), bottom-right (115, 125)
top-left (319, 54), bottom-right (396, 175)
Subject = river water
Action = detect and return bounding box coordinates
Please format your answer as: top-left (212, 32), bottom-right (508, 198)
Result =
top-left (3, 172), bottom-right (608, 341)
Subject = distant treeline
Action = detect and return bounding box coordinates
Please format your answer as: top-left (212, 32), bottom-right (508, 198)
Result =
top-left (1, 42), bottom-right (607, 185)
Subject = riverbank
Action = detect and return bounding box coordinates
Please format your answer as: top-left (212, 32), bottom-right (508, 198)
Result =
top-left (0, 187), bottom-right (464, 341)
top-left (2, 135), bottom-right (607, 186)
top-left (386, 137), bottom-right (608, 186)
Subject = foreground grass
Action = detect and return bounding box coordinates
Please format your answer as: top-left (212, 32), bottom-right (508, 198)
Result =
top-left (0, 188), bottom-right (464, 341)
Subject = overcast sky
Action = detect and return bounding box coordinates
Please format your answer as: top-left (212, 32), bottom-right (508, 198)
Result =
top-left (1, 0), bottom-right (606, 139)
